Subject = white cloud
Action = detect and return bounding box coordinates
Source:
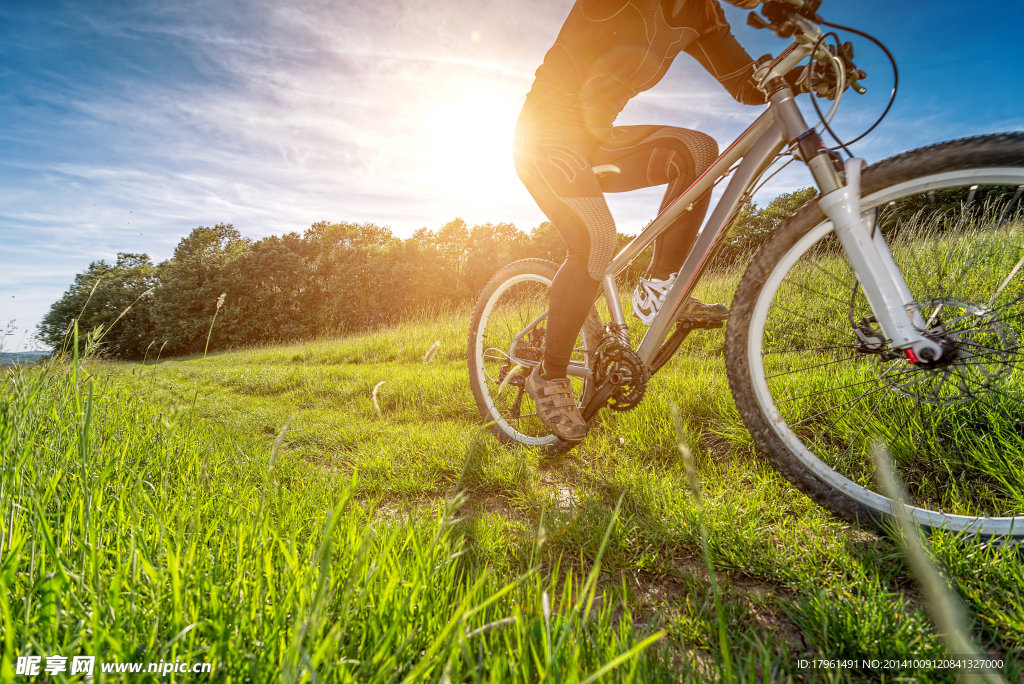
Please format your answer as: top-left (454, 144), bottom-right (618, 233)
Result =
top-left (4, 0), bottom-right (1021, 350)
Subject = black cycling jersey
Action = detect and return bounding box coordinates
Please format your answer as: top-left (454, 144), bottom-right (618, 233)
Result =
top-left (513, 0), bottom-right (763, 380)
top-left (527, 0), bottom-right (765, 133)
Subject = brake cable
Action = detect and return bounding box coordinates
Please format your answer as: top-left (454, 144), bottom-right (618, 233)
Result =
top-left (804, 23), bottom-right (900, 156)
top-left (807, 31), bottom-right (853, 157)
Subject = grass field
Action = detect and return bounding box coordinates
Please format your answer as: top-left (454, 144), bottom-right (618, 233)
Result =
top-left (4, 221), bottom-right (1024, 681)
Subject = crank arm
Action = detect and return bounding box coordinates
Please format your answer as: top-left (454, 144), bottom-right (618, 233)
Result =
top-left (581, 381), bottom-right (616, 423)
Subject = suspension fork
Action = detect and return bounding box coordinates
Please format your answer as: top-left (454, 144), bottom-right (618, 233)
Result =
top-left (771, 89), bottom-right (944, 361)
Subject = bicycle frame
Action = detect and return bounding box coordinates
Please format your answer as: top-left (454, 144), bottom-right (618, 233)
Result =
top-left (507, 101), bottom-right (786, 376)
top-left (509, 31), bottom-right (945, 399)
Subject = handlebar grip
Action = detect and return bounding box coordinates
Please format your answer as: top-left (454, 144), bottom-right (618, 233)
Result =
top-left (747, 11), bottom-right (772, 30)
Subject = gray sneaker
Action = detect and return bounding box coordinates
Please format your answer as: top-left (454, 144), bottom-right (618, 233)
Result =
top-left (524, 368), bottom-right (589, 442)
top-left (679, 296), bottom-right (729, 321)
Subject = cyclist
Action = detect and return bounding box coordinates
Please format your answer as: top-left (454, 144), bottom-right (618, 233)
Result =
top-left (514, 0), bottom-right (807, 441)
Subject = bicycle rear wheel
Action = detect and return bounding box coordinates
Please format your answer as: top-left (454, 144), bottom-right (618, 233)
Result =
top-left (726, 133), bottom-right (1024, 539)
top-left (468, 259), bottom-right (602, 451)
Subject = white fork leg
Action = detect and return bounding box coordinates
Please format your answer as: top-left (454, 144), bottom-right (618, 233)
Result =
top-left (864, 209), bottom-right (929, 331)
top-left (817, 159), bottom-right (944, 360)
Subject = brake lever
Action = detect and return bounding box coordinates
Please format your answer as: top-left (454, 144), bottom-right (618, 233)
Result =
top-left (837, 41), bottom-right (868, 94)
top-left (746, 12), bottom-right (772, 31)
top-left (749, 0), bottom-right (824, 38)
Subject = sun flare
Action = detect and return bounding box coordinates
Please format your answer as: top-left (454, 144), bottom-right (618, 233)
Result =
top-left (421, 85), bottom-right (523, 196)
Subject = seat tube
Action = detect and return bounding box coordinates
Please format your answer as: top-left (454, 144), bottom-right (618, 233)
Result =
top-left (603, 274), bottom-right (627, 329)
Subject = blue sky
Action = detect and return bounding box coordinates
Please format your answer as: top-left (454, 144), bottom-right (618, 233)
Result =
top-left (2, 0), bottom-right (1023, 350)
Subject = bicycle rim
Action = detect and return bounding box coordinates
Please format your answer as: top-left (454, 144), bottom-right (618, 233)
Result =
top-left (748, 170), bottom-right (1024, 535)
top-left (472, 271), bottom-right (591, 447)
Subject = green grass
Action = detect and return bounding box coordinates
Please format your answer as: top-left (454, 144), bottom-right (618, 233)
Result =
top-left (4, 215), bottom-right (1024, 681)
top-left (1, 348), bottom-right (671, 683)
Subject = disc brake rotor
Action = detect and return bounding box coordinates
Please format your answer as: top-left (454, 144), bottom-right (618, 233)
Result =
top-left (878, 297), bottom-right (1021, 405)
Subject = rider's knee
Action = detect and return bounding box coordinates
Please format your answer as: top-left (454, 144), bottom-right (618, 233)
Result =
top-left (689, 131), bottom-right (719, 174)
top-left (586, 241), bottom-right (614, 280)
top-left (560, 198), bottom-right (615, 280)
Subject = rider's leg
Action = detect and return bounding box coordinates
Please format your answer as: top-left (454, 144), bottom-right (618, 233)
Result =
top-left (649, 192), bottom-right (712, 280)
top-left (513, 117), bottom-right (616, 381)
top-left (591, 126), bottom-right (718, 279)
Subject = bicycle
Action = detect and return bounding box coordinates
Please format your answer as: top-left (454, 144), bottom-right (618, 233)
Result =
top-left (468, 0), bottom-right (1024, 540)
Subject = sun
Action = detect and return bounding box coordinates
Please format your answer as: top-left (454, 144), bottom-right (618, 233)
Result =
top-left (421, 85), bottom-right (523, 195)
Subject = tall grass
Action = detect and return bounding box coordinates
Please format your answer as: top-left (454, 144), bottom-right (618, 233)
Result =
top-left (872, 441), bottom-right (1006, 684)
top-left (7, 207), bottom-right (1024, 681)
top-left (0, 332), bottom-right (670, 682)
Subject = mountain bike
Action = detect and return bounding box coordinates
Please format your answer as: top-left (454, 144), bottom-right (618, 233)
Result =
top-left (468, 0), bottom-right (1024, 540)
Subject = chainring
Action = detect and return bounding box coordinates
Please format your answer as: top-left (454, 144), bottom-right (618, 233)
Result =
top-left (592, 335), bottom-right (650, 412)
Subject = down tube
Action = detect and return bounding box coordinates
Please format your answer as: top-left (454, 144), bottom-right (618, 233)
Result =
top-left (636, 122), bottom-right (786, 365)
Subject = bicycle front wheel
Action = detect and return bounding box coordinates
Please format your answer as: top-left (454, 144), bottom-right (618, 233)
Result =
top-left (726, 133), bottom-right (1024, 539)
top-left (468, 259), bottom-right (602, 451)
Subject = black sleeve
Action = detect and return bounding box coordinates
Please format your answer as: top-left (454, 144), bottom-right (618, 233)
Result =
top-left (683, 24), bottom-right (767, 106)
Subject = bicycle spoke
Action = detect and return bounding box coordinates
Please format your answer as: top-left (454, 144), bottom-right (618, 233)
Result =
top-left (782, 271), bottom-right (856, 307)
top-left (790, 384), bottom-right (889, 428)
top-left (764, 351), bottom-right (859, 380)
top-left (763, 343), bottom-right (859, 355)
top-left (945, 216), bottom-right (1010, 302)
top-left (960, 374), bottom-right (1024, 412)
top-left (832, 390), bottom-right (888, 470)
top-left (806, 386), bottom-right (883, 450)
top-left (801, 248), bottom-right (854, 286)
top-left (774, 376), bottom-right (885, 405)
top-left (989, 292), bottom-right (1024, 316)
top-left (769, 302), bottom-right (851, 338)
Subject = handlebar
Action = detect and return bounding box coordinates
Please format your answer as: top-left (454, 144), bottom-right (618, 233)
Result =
top-left (748, 2), bottom-right (866, 98)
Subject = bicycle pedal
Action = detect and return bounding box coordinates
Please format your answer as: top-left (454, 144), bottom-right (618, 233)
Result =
top-left (676, 316), bottom-right (725, 330)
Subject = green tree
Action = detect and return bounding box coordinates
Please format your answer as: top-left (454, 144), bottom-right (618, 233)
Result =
top-left (215, 233), bottom-right (314, 348)
top-left (522, 221), bottom-right (567, 264)
top-left (463, 222), bottom-right (529, 295)
top-left (38, 253), bottom-right (158, 359)
top-left (714, 187), bottom-right (818, 266)
top-left (409, 219), bottom-right (474, 302)
top-left (153, 224), bottom-right (250, 355)
top-left (303, 221), bottom-right (406, 332)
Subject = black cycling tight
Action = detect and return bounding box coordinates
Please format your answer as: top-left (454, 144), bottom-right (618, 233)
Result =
top-left (513, 107), bottom-right (717, 379)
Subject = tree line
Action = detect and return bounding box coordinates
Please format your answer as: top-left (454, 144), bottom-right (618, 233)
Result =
top-left (39, 218), bottom-right (578, 359)
top-left (38, 186), bottom-right (878, 360)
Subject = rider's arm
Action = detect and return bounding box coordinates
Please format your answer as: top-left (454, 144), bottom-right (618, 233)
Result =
top-left (683, 22), bottom-right (767, 106)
